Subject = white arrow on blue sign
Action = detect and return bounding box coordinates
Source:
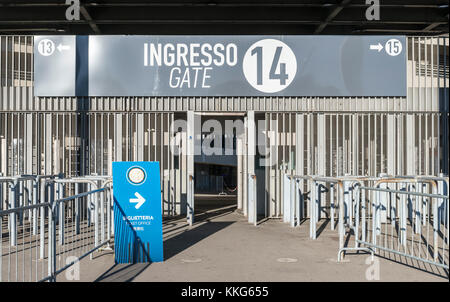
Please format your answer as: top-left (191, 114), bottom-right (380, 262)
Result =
top-left (130, 192), bottom-right (146, 209)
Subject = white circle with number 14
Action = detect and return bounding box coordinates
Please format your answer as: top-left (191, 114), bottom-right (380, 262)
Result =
top-left (243, 39), bottom-right (297, 93)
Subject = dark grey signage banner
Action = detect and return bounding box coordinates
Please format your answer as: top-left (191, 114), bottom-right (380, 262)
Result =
top-left (34, 36), bottom-right (76, 97)
top-left (34, 35), bottom-right (407, 97)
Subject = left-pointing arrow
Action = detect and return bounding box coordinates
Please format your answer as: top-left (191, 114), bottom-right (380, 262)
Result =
top-left (57, 44), bottom-right (70, 52)
top-left (130, 192), bottom-right (146, 209)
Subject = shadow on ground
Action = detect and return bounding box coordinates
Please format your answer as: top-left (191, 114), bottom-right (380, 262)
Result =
top-left (95, 203), bottom-right (236, 282)
top-left (95, 263), bottom-right (150, 282)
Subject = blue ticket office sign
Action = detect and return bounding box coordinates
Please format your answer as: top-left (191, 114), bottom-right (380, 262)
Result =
top-left (113, 162), bottom-right (164, 263)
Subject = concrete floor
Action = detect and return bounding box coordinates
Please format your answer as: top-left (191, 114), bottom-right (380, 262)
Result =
top-left (56, 199), bottom-right (448, 282)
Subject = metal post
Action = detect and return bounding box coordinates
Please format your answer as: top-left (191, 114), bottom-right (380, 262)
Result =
top-left (296, 179), bottom-right (302, 227)
top-left (437, 173), bottom-right (448, 229)
top-left (432, 184), bottom-right (438, 261)
top-left (110, 185), bottom-right (114, 237)
top-left (39, 179), bottom-right (45, 259)
top-left (18, 180), bottom-right (24, 226)
top-left (87, 183), bottom-right (92, 227)
top-left (27, 180), bottom-right (32, 227)
top-left (338, 183), bottom-right (345, 260)
top-left (330, 184), bottom-right (335, 230)
top-left (354, 185), bottom-right (360, 248)
top-left (248, 175), bottom-right (257, 226)
top-left (343, 178), bottom-right (350, 224)
top-left (362, 187), bottom-right (366, 243)
top-left (372, 190), bottom-right (377, 253)
top-left (310, 180), bottom-right (316, 239)
top-left (422, 182), bottom-right (427, 227)
top-left (48, 182), bottom-right (56, 282)
top-left (75, 183), bottom-right (80, 234)
top-left (400, 192), bottom-right (407, 247)
top-left (283, 172), bottom-right (290, 224)
top-left (105, 185), bottom-right (111, 241)
top-left (94, 191), bottom-right (99, 249)
top-left (32, 178), bottom-right (38, 236)
top-left (315, 182), bottom-right (320, 224)
top-left (415, 182), bottom-right (422, 235)
top-left (0, 196), bottom-right (2, 283)
top-left (290, 176), bottom-right (295, 228)
top-left (58, 182), bottom-right (64, 246)
top-left (376, 187), bottom-right (381, 235)
top-left (9, 180), bottom-right (18, 247)
top-left (187, 175), bottom-right (194, 226)
top-left (379, 173), bottom-right (388, 224)
top-left (101, 187), bottom-right (105, 243)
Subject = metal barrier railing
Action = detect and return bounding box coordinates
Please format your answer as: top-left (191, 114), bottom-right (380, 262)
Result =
top-left (337, 175), bottom-right (449, 271)
top-left (0, 174), bottom-right (112, 282)
top-left (284, 174), bottom-right (308, 228)
top-left (3, 172), bottom-right (447, 280)
top-left (284, 173), bottom-right (449, 274)
top-left (187, 174), bottom-right (194, 226)
top-left (285, 175), bottom-right (370, 239)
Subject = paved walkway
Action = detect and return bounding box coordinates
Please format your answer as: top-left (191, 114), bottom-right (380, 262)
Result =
top-left (59, 204), bottom-right (448, 282)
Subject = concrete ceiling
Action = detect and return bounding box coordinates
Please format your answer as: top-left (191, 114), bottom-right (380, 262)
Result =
top-left (0, 0), bottom-right (448, 35)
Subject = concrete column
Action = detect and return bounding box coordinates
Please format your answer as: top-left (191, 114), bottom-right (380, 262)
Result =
top-left (247, 111), bottom-right (256, 225)
top-left (180, 122), bottom-right (187, 216)
top-left (269, 116), bottom-right (276, 217)
top-left (237, 136), bottom-right (243, 210)
top-left (187, 111), bottom-right (195, 226)
top-left (243, 116), bottom-right (248, 217)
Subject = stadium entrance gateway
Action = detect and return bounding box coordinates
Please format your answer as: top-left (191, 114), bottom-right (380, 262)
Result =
top-left (33, 35), bottom-right (409, 225)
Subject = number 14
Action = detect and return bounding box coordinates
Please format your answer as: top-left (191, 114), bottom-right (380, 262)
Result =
top-left (251, 46), bottom-right (288, 86)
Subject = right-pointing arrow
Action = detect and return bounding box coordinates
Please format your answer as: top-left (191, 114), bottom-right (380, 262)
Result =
top-left (130, 192), bottom-right (146, 209)
top-left (369, 43), bottom-right (383, 52)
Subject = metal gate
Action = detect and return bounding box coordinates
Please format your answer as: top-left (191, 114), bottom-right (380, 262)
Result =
top-left (1, 35), bottom-right (449, 223)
